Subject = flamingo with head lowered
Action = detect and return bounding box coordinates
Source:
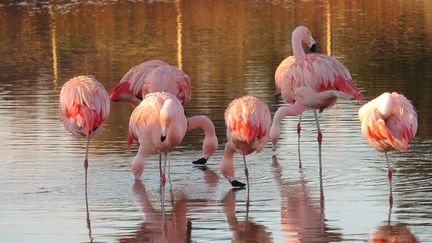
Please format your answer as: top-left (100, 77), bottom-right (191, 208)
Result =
top-left (270, 25), bottom-right (364, 168)
top-left (220, 96), bottom-right (271, 188)
top-left (128, 92), bottom-right (187, 184)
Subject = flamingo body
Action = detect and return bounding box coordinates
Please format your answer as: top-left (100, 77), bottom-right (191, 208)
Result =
top-left (128, 92), bottom-right (187, 181)
top-left (220, 96), bottom-right (271, 187)
top-left (142, 64), bottom-right (192, 106)
top-left (359, 92), bottom-right (417, 153)
top-left (109, 59), bottom-right (167, 105)
top-left (60, 75), bottom-right (110, 138)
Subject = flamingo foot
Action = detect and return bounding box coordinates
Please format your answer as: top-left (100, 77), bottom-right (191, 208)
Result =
top-left (161, 173), bottom-right (166, 186)
top-left (230, 180), bottom-right (246, 188)
top-left (317, 131), bottom-right (322, 144)
top-left (84, 159), bottom-right (88, 170)
top-left (192, 157), bottom-right (208, 165)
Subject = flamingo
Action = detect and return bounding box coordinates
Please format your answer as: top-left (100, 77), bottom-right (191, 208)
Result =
top-left (270, 25), bottom-right (364, 168)
top-left (109, 59), bottom-right (168, 106)
top-left (59, 75), bottom-right (110, 226)
top-left (220, 96), bottom-right (271, 187)
top-left (358, 92), bottom-right (417, 206)
top-left (128, 92), bottom-right (187, 184)
top-left (59, 75), bottom-right (110, 176)
top-left (111, 60), bottom-right (218, 165)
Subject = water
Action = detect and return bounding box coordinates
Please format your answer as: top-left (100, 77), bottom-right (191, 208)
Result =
top-left (1, 1), bottom-right (431, 242)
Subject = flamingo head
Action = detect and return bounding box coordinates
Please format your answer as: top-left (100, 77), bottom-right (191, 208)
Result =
top-left (293, 26), bottom-right (317, 53)
top-left (269, 124), bottom-right (281, 151)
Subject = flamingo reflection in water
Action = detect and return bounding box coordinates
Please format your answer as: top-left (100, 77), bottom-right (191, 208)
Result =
top-left (118, 181), bottom-right (191, 243)
top-left (118, 167), bottom-right (220, 243)
top-left (271, 155), bottom-right (342, 242)
top-left (222, 189), bottom-right (272, 242)
top-left (369, 196), bottom-right (418, 243)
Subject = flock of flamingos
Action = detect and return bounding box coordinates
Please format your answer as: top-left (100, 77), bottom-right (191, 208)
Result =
top-left (59, 26), bottom-right (418, 198)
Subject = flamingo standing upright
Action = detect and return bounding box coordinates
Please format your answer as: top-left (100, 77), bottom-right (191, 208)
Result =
top-left (220, 96), bottom-right (271, 187)
top-left (128, 92), bottom-right (187, 184)
top-left (59, 75), bottom-right (110, 177)
top-left (270, 25), bottom-right (364, 168)
top-left (110, 60), bottom-right (218, 165)
top-left (358, 92), bottom-right (417, 206)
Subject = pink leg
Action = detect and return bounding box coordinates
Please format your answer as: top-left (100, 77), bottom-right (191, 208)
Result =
top-left (297, 114), bottom-right (302, 168)
top-left (385, 152), bottom-right (393, 208)
top-left (243, 154), bottom-right (249, 187)
top-left (313, 110), bottom-right (322, 169)
top-left (161, 152), bottom-right (168, 186)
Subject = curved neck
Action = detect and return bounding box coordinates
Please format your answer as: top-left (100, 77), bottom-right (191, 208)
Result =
top-left (292, 31), bottom-right (306, 58)
top-left (273, 102), bottom-right (306, 126)
top-left (187, 115), bottom-right (216, 137)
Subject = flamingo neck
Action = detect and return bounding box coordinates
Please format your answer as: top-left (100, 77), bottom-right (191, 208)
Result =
top-left (292, 31), bottom-right (306, 58)
top-left (187, 116), bottom-right (216, 136)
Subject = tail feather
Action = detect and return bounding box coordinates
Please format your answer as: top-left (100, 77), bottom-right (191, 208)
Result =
top-left (127, 132), bottom-right (135, 150)
top-left (334, 76), bottom-right (364, 102)
top-left (109, 82), bottom-right (131, 101)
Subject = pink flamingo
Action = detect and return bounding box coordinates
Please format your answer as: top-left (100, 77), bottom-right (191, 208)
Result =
top-left (220, 96), bottom-right (271, 187)
top-left (358, 92), bottom-right (417, 206)
top-left (270, 25), bottom-right (364, 167)
top-left (59, 75), bottom-right (110, 177)
top-left (111, 60), bottom-right (217, 165)
top-left (109, 59), bottom-right (167, 106)
top-left (127, 92), bottom-right (187, 184)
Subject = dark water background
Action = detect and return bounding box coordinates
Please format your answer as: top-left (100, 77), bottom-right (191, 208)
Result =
top-left (0, 1), bottom-right (431, 242)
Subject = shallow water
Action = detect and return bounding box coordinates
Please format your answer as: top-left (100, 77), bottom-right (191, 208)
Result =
top-left (1, 0), bottom-right (431, 242)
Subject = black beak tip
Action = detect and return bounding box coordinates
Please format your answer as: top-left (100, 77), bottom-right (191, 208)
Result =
top-left (310, 43), bottom-right (317, 53)
top-left (192, 157), bottom-right (208, 165)
top-left (160, 135), bottom-right (166, 142)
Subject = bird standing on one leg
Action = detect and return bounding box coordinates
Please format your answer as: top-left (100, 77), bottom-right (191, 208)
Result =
top-left (220, 96), bottom-right (271, 188)
top-left (358, 92), bottom-right (417, 207)
top-left (59, 75), bottom-right (110, 190)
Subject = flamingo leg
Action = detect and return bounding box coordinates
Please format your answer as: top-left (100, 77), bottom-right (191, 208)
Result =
top-left (167, 152), bottom-right (172, 183)
top-left (161, 151), bottom-right (167, 186)
top-left (385, 152), bottom-right (393, 208)
top-left (313, 109), bottom-right (323, 171)
top-left (83, 134), bottom-right (93, 241)
top-left (243, 154), bottom-right (249, 188)
top-left (159, 153), bottom-right (162, 180)
top-left (297, 113), bottom-right (303, 168)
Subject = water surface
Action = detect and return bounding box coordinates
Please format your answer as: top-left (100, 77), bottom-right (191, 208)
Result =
top-left (1, 1), bottom-right (431, 242)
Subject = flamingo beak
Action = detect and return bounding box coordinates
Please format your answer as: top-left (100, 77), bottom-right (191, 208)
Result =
top-left (161, 126), bottom-right (167, 142)
top-left (309, 36), bottom-right (317, 53)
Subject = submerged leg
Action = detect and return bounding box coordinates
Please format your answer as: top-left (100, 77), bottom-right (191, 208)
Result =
top-left (297, 113), bottom-right (303, 168)
top-left (313, 110), bottom-right (323, 172)
top-left (385, 152), bottom-right (393, 208)
top-left (243, 154), bottom-right (249, 188)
